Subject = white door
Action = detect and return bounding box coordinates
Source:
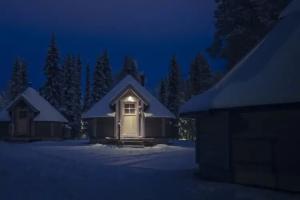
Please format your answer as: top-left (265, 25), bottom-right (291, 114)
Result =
top-left (122, 102), bottom-right (138, 137)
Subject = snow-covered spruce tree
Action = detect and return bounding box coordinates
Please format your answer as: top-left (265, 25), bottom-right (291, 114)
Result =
top-left (0, 90), bottom-right (9, 110)
top-left (182, 79), bottom-right (192, 101)
top-left (188, 53), bottom-right (212, 97)
top-left (83, 64), bottom-right (92, 112)
top-left (166, 56), bottom-right (183, 116)
top-left (40, 34), bottom-right (62, 110)
top-left (9, 58), bottom-right (28, 100)
top-left (61, 55), bottom-right (82, 137)
top-left (61, 55), bottom-right (74, 122)
top-left (92, 50), bottom-right (113, 103)
top-left (158, 79), bottom-right (167, 106)
top-left (208, 0), bottom-right (290, 70)
top-left (102, 51), bottom-right (113, 95)
top-left (116, 56), bottom-right (141, 83)
top-left (73, 56), bottom-right (82, 136)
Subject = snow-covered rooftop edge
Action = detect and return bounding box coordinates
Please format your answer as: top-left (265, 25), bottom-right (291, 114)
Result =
top-left (0, 87), bottom-right (68, 122)
top-left (180, 0), bottom-right (300, 114)
top-left (83, 75), bottom-right (175, 119)
top-left (280, 0), bottom-right (300, 18)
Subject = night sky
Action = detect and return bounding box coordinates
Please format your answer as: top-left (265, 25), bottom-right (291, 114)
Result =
top-left (0, 0), bottom-right (223, 92)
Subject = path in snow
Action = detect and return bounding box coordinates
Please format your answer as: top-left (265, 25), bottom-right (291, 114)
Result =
top-left (0, 140), bottom-right (299, 200)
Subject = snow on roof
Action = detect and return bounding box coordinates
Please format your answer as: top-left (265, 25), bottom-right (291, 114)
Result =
top-left (180, 3), bottom-right (300, 113)
top-left (180, 89), bottom-right (218, 114)
top-left (0, 87), bottom-right (68, 122)
top-left (83, 75), bottom-right (175, 119)
top-left (280, 0), bottom-right (300, 18)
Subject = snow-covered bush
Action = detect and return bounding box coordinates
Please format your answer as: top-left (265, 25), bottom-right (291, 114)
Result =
top-left (178, 118), bottom-right (196, 140)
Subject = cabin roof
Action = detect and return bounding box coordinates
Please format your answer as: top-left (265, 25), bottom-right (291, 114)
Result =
top-left (0, 87), bottom-right (68, 122)
top-left (180, 0), bottom-right (300, 113)
top-left (83, 75), bottom-right (175, 119)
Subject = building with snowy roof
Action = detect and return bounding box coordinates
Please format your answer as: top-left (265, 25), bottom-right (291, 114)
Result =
top-left (82, 75), bottom-right (175, 144)
top-left (180, 0), bottom-right (300, 192)
top-left (0, 87), bottom-right (68, 140)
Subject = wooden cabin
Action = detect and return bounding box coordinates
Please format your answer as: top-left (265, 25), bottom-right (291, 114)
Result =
top-left (82, 75), bottom-right (175, 144)
top-left (0, 87), bottom-right (68, 140)
top-left (180, 0), bottom-right (300, 192)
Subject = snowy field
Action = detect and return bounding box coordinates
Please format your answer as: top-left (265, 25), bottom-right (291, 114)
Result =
top-left (0, 140), bottom-right (299, 200)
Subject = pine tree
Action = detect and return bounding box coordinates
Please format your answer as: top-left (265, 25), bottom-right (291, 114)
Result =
top-left (73, 56), bottom-right (82, 136)
top-left (40, 33), bottom-right (62, 109)
top-left (188, 54), bottom-right (212, 97)
top-left (182, 79), bottom-right (192, 101)
top-left (117, 56), bottom-right (141, 83)
top-left (9, 58), bottom-right (28, 100)
top-left (158, 79), bottom-right (167, 106)
top-left (102, 51), bottom-right (113, 94)
top-left (0, 90), bottom-right (9, 110)
top-left (166, 56), bottom-right (182, 115)
top-left (61, 55), bottom-right (74, 120)
top-left (208, 0), bottom-right (290, 70)
top-left (92, 51), bottom-right (113, 103)
top-left (83, 64), bottom-right (92, 111)
top-left (61, 55), bottom-right (82, 137)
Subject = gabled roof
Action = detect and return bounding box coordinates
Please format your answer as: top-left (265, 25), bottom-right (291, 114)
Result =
top-left (0, 87), bottom-right (68, 122)
top-left (83, 75), bottom-right (175, 119)
top-left (180, 0), bottom-right (300, 113)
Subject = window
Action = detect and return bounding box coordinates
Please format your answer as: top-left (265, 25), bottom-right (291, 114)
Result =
top-left (124, 103), bottom-right (136, 114)
top-left (19, 110), bottom-right (27, 119)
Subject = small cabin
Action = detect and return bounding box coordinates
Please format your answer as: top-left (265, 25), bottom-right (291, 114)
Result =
top-left (0, 87), bottom-right (68, 140)
top-left (82, 75), bottom-right (175, 144)
top-left (180, 0), bottom-right (300, 192)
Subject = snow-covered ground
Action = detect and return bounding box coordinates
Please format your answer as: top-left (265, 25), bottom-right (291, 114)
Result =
top-left (0, 140), bottom-right (299, 200)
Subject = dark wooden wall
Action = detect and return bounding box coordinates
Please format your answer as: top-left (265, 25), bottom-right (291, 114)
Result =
top-left (230, 106), bottom-right (300, 192)
top-left (194, 104), bottom-right (300, 192)
top-left (87, 118), bottom-right (115, 139)
top-left (145, 118), bottom-right (174, 138)
top-left (34, 122), bottom-right (65, 139)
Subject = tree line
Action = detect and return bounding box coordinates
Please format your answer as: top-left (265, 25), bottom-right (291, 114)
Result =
top-left (1, 34), bottom-right (149, 136)
top-left (0, 0), bottom-right (289, 136)
top-left (1, 34), bottom-right (216, 136)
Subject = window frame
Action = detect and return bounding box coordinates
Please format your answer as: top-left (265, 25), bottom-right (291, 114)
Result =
top-left (123, 103), bottom-right (136, 115)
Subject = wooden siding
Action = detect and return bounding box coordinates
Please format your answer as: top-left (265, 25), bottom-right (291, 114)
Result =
top-left (230, 107), bottom-right (300, 192)
top-left (194, 111), bottom-right (232, 181)
top-left (87, 118), bottom-right (115, 139)
top-left (194, 105), bottom-right (300, 192)
top-left (34, 122), bottom-right (65, 139)
top-left (145, 118), bottom-right (173, 138)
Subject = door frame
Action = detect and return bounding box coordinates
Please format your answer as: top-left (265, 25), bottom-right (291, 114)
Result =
top-left (15, 108), bottom-right (30, 136)
top-left (9, 98), bottom-right (37, 137)
top-left (113, 88), bottom-right (146, 139)
top-left (120, 100), bottom-right (139, 138)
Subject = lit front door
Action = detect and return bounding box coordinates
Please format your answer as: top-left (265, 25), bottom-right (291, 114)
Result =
top-left (121, 102), bottom-right (138, 137)
top-left (15, 110), bottom-right (29, 136)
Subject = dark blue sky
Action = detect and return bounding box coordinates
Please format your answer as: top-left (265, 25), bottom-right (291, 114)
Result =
top-left (0, 0), bottom-right (224, 92)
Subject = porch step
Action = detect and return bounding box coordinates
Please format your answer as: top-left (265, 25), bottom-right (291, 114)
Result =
top-left (92, 138), bottom-right (168, 147)
top-left (119, 139), bottom-right (145, 146)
